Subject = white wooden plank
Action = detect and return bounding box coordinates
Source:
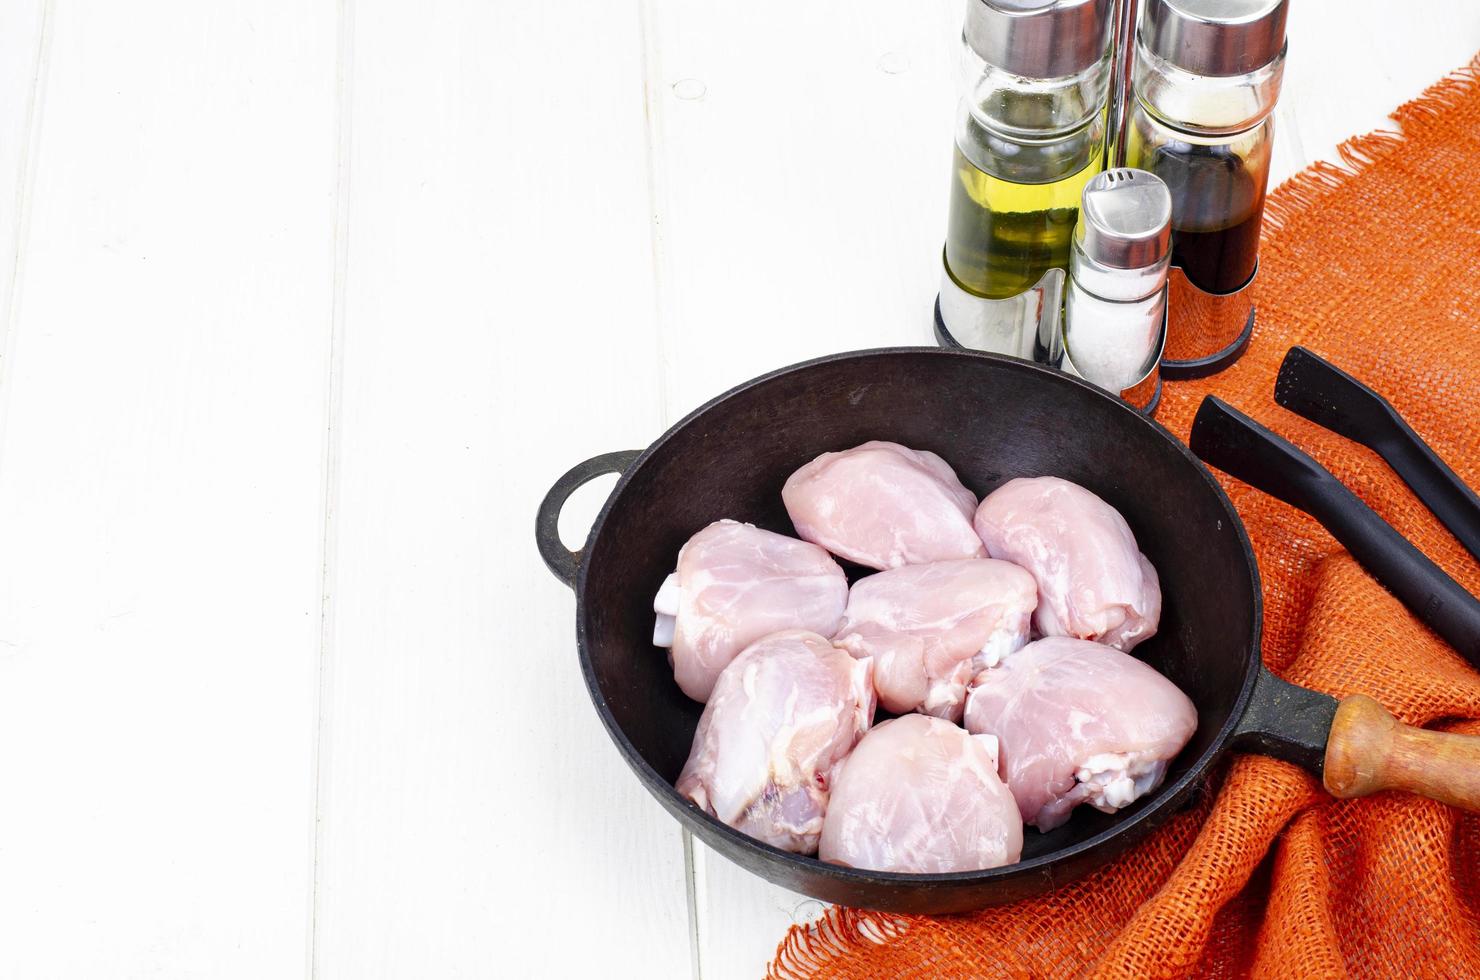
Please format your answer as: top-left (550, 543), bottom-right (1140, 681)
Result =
top-left (1276, 1), bottom-right (1480, 184)
top-left (692, 839), bottom-right (828, 980)
top-left (309, 2), bottom-right (692, 978)
top-left (0, 0), bottom-right (45, 349)
top-left (642, 2), bottom-right (964, 976)
top-left (644, 0), bottom-right (965, 425)
top-left (0, 1), bottom-right (340, 977)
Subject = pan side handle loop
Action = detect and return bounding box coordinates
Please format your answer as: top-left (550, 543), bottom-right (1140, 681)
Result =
top-left (1324, 695), bottom-right (1480, 813)
top-left (535, 450), bottom-right (642, 589)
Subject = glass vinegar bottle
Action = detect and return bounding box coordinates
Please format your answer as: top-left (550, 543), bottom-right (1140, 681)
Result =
top-left (1118, 0), bottom-right (1288, 376)
top-left (1124, 37), bottom-right (1284, 294)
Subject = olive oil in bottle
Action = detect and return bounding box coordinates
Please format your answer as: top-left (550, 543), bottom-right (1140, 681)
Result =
top-left (944, 144), bottom-right (1101, 300)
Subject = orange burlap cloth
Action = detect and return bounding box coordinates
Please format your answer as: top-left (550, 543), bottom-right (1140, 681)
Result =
top-left (771, 55), bottom-right (1480, 979)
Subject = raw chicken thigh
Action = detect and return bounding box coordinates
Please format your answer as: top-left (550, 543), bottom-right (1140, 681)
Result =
top-left (832, 559), bottom-right (1037, 720)
top-left (974, 476), bottom-right (1162, 651)
top-left (782, 441), bottom-right (987, 570)
top-left (819, 714), bottom-right (1022, 873)
top-left (677, 630), bottom-right (875, 854)
top-left (654, 520), bottom-right (848, 703)
top-left (963, 637), bottom-right (1197, 831)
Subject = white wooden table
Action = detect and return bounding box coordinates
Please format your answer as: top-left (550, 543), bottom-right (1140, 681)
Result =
top-left (0, 2), bottom-right (1473, 977)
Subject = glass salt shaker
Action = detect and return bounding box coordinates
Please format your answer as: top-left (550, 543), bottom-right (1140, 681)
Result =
top-left (1122, 0), bottom-right (1288, 378)
top-left (1062, 168), bottom-right (1172, 414)
top-left (935, 0), bottom-right (1115, 366)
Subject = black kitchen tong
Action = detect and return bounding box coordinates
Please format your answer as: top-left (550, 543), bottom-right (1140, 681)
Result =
top-left (1190, 347), bottom-right (1480, 665)
top-left (1275, 347), bottom-right (1480, 561)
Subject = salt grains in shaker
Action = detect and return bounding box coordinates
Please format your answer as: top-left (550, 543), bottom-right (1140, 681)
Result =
top-left (1062, 168), bottom-right (1172, 413)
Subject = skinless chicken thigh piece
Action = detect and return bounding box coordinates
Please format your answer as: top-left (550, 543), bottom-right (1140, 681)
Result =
top-left (963, 637), bottom-right (1197, 831)
top-left (653, 520), bottom-right (848, 703)
top-left (973, 476), bottom-right (1162, 651)
top-left (819, 714), bottom-right (1022, 874)
top-left (782, 441), bottom-right (987, 570)
top-left (677, 630), bottom-right (875, 855)
top-left (832, 559), bottom-right (1038, 720)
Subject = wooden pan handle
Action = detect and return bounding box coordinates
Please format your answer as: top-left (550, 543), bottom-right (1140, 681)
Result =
top-left (1324, 694), bottom-right (1480, 811)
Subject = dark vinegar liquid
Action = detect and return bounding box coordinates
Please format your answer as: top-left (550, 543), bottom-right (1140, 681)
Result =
top-left (1151, 141), bottom-right (1266, 293)
top-left (1170, 208), bottom-right (1265, 293)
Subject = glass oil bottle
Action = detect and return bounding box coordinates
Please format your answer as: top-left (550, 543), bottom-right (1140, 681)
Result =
top-left (1120, 0), bottom-right (1288, 378)
top-left (936, 0), bottom-right (1115, 364)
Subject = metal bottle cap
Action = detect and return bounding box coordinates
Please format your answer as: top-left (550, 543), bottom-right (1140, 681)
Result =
top-left (1140, 0), bottom-right (1288, 77)
top-left (1075, 168), bottom-right (1172, 270)
top-left (965, 0), bottom-right (1114, 79)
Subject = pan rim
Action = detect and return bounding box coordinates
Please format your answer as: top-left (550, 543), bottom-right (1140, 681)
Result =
top-left (572, 346), bottom-right (1264, 892)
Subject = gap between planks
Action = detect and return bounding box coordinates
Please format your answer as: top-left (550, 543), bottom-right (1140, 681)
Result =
top-left (308, 0), bottom-right (357, 977)
top-left (636, 0), bottom-right (702, 976)
top-left (0, 0), bottom-right (55, 472)
top-left (638, 0), bottom-right (679, 448)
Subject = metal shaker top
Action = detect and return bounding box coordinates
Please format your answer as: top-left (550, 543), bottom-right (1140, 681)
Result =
top-left (965, 0), bottom-right (1114, 79)
top-left (1075, 169), bottom-right (1172, 271)
top-left (1140, 0), bottom-right (1289, 77)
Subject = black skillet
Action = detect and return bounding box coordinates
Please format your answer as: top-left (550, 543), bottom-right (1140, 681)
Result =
top-left (534, 348), bottom-right (1480, 914)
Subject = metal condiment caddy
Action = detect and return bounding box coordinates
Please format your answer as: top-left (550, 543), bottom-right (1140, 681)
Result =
top-left (936, 0), bottom-right (1290, 396)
